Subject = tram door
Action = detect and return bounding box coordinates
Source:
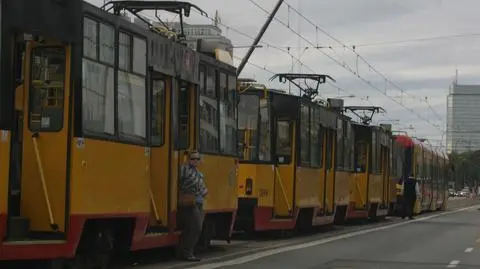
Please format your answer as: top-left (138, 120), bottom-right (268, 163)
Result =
top-left (382, 145), bottom-right (390, 207)
top-left (149, 75), bottom-right (171, 229)
top-left (273, 117), bottom-right (295, 218)
top-left (14, 41), bottom-right (71, 235)
top-left (8, 36), bottom-right (26, 220)
top-left (324, 129), bottom-right (336, 215)
top-left (174, 79), bottom-right (194, 230)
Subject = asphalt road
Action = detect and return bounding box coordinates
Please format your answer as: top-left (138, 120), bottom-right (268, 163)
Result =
top-left (188, 205), bottom-right (480, 269)
top-left (135, 198), bottom-right (480, 269)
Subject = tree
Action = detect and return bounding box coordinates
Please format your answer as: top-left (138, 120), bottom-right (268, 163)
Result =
top-left (450, 150), bottom-right (480, 190)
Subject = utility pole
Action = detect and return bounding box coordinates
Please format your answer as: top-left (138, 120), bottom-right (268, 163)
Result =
top-left (236, 0), bottom-right (284, 76)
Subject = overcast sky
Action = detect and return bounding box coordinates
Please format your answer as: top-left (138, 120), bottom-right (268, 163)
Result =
top-left (89, 0), bottom-right (480, 149)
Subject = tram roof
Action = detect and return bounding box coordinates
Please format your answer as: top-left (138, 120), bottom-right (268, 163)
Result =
top-left (83, 1), bottom-right (235, 85)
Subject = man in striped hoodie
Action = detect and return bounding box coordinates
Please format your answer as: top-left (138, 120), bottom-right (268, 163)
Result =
top-left (178, 151), bottom-right (208, 262)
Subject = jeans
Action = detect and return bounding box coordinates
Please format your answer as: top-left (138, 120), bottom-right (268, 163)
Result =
top-left (178, 203), bottom-right (204, 258)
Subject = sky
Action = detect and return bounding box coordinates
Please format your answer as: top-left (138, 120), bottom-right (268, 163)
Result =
top-left (88, 0), bottom-right (480, 150)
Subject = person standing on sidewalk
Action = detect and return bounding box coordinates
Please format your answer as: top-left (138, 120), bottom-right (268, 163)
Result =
top-left (177, 151), bottom-right (208, 262)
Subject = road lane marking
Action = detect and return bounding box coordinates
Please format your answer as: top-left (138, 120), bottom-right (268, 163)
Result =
top-left (188, 205), bottom-right (479, 269)
top-left (465, 247), bottom-right (474, 253)
top-left (447, 260), bottom-right (460, 268)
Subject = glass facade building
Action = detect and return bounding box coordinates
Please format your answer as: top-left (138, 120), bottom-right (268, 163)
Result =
top-left (446, 83), bottom-right (480, 153)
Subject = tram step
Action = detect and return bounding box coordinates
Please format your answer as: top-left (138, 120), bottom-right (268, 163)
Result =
top-left (7, 216), bottom-right (30, 241)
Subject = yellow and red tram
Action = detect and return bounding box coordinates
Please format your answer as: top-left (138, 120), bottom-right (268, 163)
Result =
top-left (394, 134), bottom-right (449, 216)
top-left (235, 82), bottom-right (338, 233)
top-left (0, 1), bottom-right (238, 266)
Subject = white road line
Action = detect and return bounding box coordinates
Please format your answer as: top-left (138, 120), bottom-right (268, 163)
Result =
top-left (447, 260), bottom-right (460, 268)
top-left (464, 247), bottom-right (474, 253)
top-left (189, 205), bottom-right (479, 269)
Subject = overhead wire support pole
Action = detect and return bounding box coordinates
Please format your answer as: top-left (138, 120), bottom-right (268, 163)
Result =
top-left (236, 0), bottom-right (284, 77)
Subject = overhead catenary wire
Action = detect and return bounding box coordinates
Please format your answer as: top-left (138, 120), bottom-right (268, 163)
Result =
top-left (280, 0), bottom-right (445, 125)
top-left (233, 54), bottom-right (401, 125)
top-left (259, 32), bottom-right (480, 49)
top-left (248, 0), bottom-right (443, 134)
top-left (191, 7), bottom-right (360, 98)
top-left (120, 2), bottom-right (434, 144)
top-left (91, 1), bottom-right (461, 151)
top-left (188, 2), bottom-right (412, 130)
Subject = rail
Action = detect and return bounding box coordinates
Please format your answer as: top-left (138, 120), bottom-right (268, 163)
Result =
top-left (32, 133), bottom-right (58, 231)
top-left (149, 189), bottom-right (161, 224)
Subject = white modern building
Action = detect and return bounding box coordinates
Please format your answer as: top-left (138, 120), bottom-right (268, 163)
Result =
top-left (169, 22), bottom-right (233, 55)
top-left (446, 83), bottom-right (480, 153)
top-left (132, 15), bottom-right (233, 56)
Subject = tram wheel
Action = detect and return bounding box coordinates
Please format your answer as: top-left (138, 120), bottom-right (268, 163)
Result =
top-left (57, 225), bottom-right (115, 269)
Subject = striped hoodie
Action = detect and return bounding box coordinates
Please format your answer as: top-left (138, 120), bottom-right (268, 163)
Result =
top-left (179, 163), bottom-right (208, 203)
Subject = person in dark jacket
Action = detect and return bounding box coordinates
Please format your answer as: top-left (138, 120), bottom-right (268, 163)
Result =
top-left (402, 174), bottom-right (420, 220)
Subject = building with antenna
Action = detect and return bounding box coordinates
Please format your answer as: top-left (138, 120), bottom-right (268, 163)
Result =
top-left (168, 10), bottom-right (232, 55)
top-left (169, 21), bottom-right (233, 54)
top-left (132, 10), bottom-right (233, 55)
top-left (446, 82), bottom-right (480, 153)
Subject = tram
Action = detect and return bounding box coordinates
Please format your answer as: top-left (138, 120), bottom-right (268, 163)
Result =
top-left (394, 134), bottom-right (449, 216)
top-left (341, 107), bottom-right (393, 221)
top-left (0, 0), bottom-right (237, 267)
top-left (235, 74), bottom-right (338, 233)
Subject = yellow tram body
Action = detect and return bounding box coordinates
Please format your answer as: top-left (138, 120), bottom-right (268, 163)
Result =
top-left (0, 1), bottom-right (237, 264)
top-left (345, 124), bottom-right (392, 220)
top-left (332, 115), bottom-right (354, 223)
top-left (235, 87), bottom-right (337, 232)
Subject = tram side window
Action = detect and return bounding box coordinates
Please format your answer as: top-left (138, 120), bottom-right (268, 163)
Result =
top-left (355, 141), bottom-right (366, 173)
top-left (276, 120), bottom-right (292, 164)
top-left (82, 17), bottom-right (115, 135)
top-left (151, 80), bottom-right (166, 146)
top-left (118, 33), bottom-right (131, 71)
top-left (343, 121), bottom-right (355, 171)
top-left (397, 145), bottom-right (404, 177)
top-left (377, 134), bottom-right (383, 173)
top-left (325, 129), bottom-right (334, 169)
top-left (199, 66), bottom-right (219, 152)
top-left (345, 123), bottom-right (354, 170)
top-left (219, 73), bottom-right (236, 155)
top-left (237, 94), bottom-right (259, 161)
top-left (371, 132), bottom-right (377, 173)
top-left (259, 98), bottom-right (272, 161)
top-left (336, 118), bottom-right (344, 169)
top-left (177, 81), bottom-right (189, 149)
top-left (310, 107), bottom-right (322, 167)
top-left (117, 33), bottom-right (147, 140)
top-left (29, 48), bottom-right (66, 132)
top-left (83, 17), bottom-right (97, 60)
top-left (133, 37), bottom-right (147, 76)
top-left (99, 24), bottom-right (115, 65)
top-left (299, 104), bottom-right (310, 166)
